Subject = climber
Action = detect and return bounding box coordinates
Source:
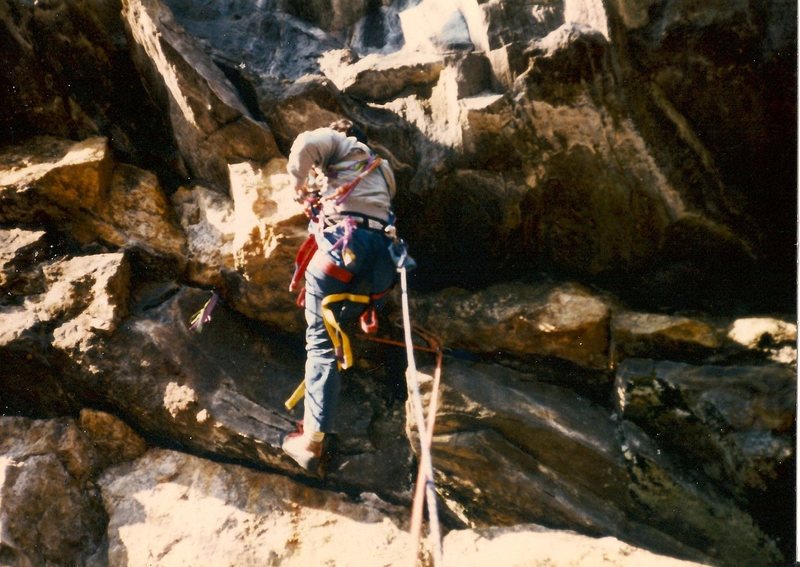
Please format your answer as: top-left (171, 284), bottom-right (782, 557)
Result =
top-left (281, 118), bottom-right (399, 475)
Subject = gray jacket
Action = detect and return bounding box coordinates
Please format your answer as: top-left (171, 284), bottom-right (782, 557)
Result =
top-left (287, 127), bottom-right (396, 222)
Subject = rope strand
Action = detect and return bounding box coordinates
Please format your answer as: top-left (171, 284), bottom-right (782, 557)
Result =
top-left (399, 265), bottom-right (443, 567)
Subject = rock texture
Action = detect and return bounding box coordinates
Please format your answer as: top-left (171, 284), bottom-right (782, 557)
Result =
top-left (0, 415), bottom-right (711, 567)
top-left (0, 415), bottom-right (114, 566)
top-left (121, 0), bottom-right (281, 192)
top-left (0, 0), bottom-right (795, 566)
top-left (410, 359), bottom-right (784, 566)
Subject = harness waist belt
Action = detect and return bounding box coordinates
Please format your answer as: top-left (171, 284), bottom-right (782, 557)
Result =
top-left (325, 212), bottom-right (389, 232)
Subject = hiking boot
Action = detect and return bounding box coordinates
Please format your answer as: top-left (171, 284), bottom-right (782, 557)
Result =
top-left (282, 430), bottom-right (325, 477)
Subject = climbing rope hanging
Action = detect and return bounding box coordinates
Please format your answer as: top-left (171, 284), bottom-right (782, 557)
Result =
top-left (396, 260), bottom-right (444, 567)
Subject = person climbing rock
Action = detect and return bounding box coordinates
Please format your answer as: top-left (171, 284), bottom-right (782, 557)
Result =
top-left (282, 118), bottom-right (399, 475)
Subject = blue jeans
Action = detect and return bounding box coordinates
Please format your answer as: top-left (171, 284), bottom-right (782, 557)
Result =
top-left (303, 223), bottom-right (396, 433)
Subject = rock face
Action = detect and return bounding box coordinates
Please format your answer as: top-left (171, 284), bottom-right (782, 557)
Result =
top-left (411, 282), bottom-right (612, 369)
top-left (0, 0), bottom-right (795, 566)
top-left (410, 359), bottom-right (785, 566)
top-left (0, 416), bottom-right (111, 566)
top-left (99, 448), bottom-right (414, 567)
top-left (0, 418), bottom-right (714, 567)
top-left (121, 0), bottom-right (281, 192)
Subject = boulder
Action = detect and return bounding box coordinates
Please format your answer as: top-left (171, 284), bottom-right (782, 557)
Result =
top-left (0, 252), bottom-right (130, 359)
top-left (411, 282), bottom-right (611, 370)
top-left (320, 50), bottom-right (445, 102)
top-left (171, 182), bottom-right (237, 287)
top-left (121, 0), bottom-right (280, 192)
top-left (42, 253), bottom-right (131, 360)
top-left (99, 447), bottom-right (413, 566)
top-left (256, 75), bottom-right (346, 153)
top-left (0, 252), bottom-right (130, 414)
top-left (0, 228), bottom-right (47, 294)
top-left (225, 158), bottom-right (309, 332)
top-left (0, 416), bottom-right (106, 567)
top-left (612, 311), bottom-right (722, 363)
top-left (83, 163), bottom-right (187, 265)
top-left (0, 136), bottom-right (113, 224)
top-left (0, 137), bottom-right (185, 268)
top-left (398, 1), bottom-right (474, 53)
top-left (172, 158), bottom-right (309, 331)
top-left (413, 358), bottom-right (783, 566)
top-left (70, 286), bottom-right (413, 500)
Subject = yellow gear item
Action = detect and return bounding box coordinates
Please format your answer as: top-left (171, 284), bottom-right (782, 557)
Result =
top-left (284, 292), bottom-right (372, 411)
top-left (284, 379), bottom-right (306, 410)
top-left (321, 293), bottom-right (371, 370)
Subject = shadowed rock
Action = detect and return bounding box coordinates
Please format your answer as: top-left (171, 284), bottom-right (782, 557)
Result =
top-left (411, 358), bottom-right (784, 566)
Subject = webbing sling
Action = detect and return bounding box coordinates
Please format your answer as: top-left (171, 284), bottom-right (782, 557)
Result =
top-left (321, 292), bottom-right (371, 369)
top-left (323, 156), bottom-right (383, 206)
top-left (284, 292), bottom-right (376, 410)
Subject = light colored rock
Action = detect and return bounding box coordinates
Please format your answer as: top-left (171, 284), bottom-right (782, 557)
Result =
top-left (565, 0), bottom-right (609, 39)
top-left (443, 524), bottom-right (709, 567)
top-left (0, 252), bottom-right (130, 363)
top-left (320, 49), bottom-right (444, 101)
top-left (172, 183), bottom-right (237, 286)
top-left (0, 138), bottom-right (187, 266)
top-left (99, 448), bottom-right (414, 567)
top-left (43, 253), bottom-right (131, 359)
top-left (173, 158), bottom-right (308, 329)
top-left (399, 0), bottom-right (473, 52)
top-left (228, 158), bottom-right (308, 331)
top-left (411, 282), bottom-right (611, 369)
top-left (728, 317), bottom-right (797, 364)
top-left (85, 164), bottom-right (187, 264)
top-left (0, 136), bottom-right (113, 222)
